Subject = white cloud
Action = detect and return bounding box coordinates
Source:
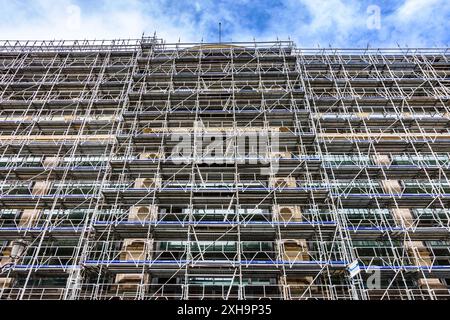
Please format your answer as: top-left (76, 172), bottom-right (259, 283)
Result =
top-left (396, 0), bottom-right (441, 21)
top-left (0, 0), bottom-right (199, 41)
top-left (383, 0), bottom-right (449, 47)
top-left (0, 0), bottom-right (447, 47)
top-left (260, 0), bottom-right (367, 46)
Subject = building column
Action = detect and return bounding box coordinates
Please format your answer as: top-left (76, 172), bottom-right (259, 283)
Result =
top-left (278, 239), bottom-right (315, 298)
top-left (113, 151), bottom-right (160, 294)
top-left (129, 205), bottom-right (158, 223)
top-left (381, 180), bottom-right (402, 194)
top-left (273, 205), bottom-right (302, 223)
top-left (376, 150), bottom-right (447, 295)
top-left (269, 177), bottom-right (297, 189)
top-left (391, 208), bottom-right (447, 292)
top-left (0, 246), bottom-right (13, 294)
top-left (115, 239), bottom-right (152, 294)
top-left (20, 181), bottom-right (51, 227)
top-left (372, 154), bottom-right (391, 166)
top-left (1, 171), bottom-right (53, 296)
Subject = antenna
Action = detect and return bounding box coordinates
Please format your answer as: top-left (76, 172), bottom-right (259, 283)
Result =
top-left (219, 22), bottom-right (222, 43)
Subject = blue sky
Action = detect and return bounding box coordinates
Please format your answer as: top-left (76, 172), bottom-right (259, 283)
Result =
top-left (0, 0), bottom-right (448, 47)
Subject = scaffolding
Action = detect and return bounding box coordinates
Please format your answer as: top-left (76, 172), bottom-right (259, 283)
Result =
top-left (0, 37), bottom-right (449, 300)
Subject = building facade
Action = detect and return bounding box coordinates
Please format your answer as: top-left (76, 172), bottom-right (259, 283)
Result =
top-left (0, 38), bottom-right (449, 300)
